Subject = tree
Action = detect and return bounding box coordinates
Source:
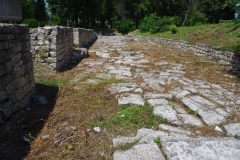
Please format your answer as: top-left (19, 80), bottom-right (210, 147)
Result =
top-left (35, 0), bottom-right (47, 23)
top-left (22, 0), bottom-right (36, 20)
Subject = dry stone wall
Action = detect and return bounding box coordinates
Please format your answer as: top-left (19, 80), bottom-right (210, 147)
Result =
top-left (31, 27), bottom-right (97, 71)
top-left (133, 34), bottom-right (240, 73)
top-left (73, 28), bottom-right (97, 48)
top-left (30, 26), bottom-right (74, 70)
top-left (0, 24), bottom-right (35, 123)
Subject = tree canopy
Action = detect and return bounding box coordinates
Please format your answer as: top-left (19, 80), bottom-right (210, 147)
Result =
top-left (21, 0), bottom-right (239, 28)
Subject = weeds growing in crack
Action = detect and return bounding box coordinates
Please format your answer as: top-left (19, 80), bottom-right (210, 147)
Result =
top-left (90, 104), bottom-right (166, 132)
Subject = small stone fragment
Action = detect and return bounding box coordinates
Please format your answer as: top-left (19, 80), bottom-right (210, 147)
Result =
top-left (214, 126), bottom-right (223, 133)
top-left (93, 127), bottom-right (101, 133)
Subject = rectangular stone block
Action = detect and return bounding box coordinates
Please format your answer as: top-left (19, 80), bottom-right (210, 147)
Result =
top-left (0, 90), bottom-right (7, 101)
top-left (13, 76), bottom-right (25, 90)
top-left (0, 50), bottom-right (7, 63)
top-left (0, 41), bottom-right (8, 50)
top-left (0, 100), bottom-right (13, 119)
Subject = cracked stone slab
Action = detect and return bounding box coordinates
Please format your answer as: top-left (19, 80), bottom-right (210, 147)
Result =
top-left (153, 105), bottom-right (178, 123)
top-left (178, 114), bottom-right (203, 127)
top-left (176, 90), bottom-right (191, 99)
top-left (109, 69), bottom-right (132, 77)
top-left (144, 93), bottom-right (173, 100)
top-left (147, 99), bottom-right (169, 107)
top-left (113, 143), bottom-right (165, 160)
top-left (113, 128), bottom-right (168, 147)
top-left (223, 123), bottom-right (240, 139)
top-left (108, 83), bottom-right (141, 94)
top-left (162, 137), bottom-right (240, 160)
top-left (182, 96), bottom-right (226, 126)
top-left (95, 51), bottom-right (110, 58)
top-left (118, 94), bottom-right (144, 106)
top-left (147, 80), bottom-right (166, 92)
top-left (159, 124), bottom-right (191, 136)
top-left (154, 61), bottom-right (168, 66)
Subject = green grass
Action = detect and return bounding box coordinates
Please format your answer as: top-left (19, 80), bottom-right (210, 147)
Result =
top-left (136, 22), bottom-right (240, 52)
top-left (154, 136), bottom-right (162, 148)
top-left (187, 109), bottom-right (198, 116)
top-left (115, 138), bottom-right (141, 151)
top-left (36, 77), bottom-right (68, 87)
top-left (90, 104), bottom-right (166, 131)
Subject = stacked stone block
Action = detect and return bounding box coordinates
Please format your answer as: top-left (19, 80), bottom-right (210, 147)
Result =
top-left (0, 24), bottom-right (35, 123)
top-left (30, 26), bottom-right (74, 70)
top-left (133, 35), bottom-right (240, 73)
top-left (73, 28), bottom-right (98, 48)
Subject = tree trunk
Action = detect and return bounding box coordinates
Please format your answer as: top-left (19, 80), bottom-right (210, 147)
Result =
top-left (182, 0), bottom-right (192, 26)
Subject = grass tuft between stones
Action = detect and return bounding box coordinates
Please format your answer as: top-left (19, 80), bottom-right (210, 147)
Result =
top-left (90, 104), bottom-right (166, 131)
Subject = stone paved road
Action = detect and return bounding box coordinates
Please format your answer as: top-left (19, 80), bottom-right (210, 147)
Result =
top-left (76, 35), bottom-right (240, 160)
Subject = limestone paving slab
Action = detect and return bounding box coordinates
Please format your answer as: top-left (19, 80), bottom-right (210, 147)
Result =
top-left (182, 96), bottom-right (226, 126)
top-left (153, 105), bottom-right (178, 123)
top-left (162, 137), bottom-right (240, 160)
top-left (118, 94), bottom-right (145, 106)
top-left (223, 123), bottom-right (240, 139)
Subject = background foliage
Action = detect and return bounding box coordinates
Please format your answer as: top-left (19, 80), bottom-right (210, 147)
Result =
top-left (21, 0), bottom-right (240, 33)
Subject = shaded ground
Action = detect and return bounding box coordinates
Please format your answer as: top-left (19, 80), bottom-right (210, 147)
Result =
top-left (0, 33), bottom-right (240, 160)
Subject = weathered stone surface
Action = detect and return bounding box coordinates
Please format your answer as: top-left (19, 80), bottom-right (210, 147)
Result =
top-left (96, 51), bottom-right (110, 58)
top-left (109, 69), bottom-right (132, 77)
top-left (223, 123), bottom-right (240, 138)
top-left (108, 83), bottom-right (141, 94)
top-left (176, 90), bottom-right (191, 99)
top-left (178, 114), bottom-right (203, 127)
top-left (0, 65), bottom-right (7, 76)
top-left (147, 99), bottom-right (168, 107)
top-left (0, 50), bottom-right (7, 63)
top-left (118, 94), bottom-right (144, 106)
top-left (114, 143), bottom-right (165, 160)
top-left (162, 137), bottom-right (240, 160)
top-left (153, 105), bottom-right (178, 122)
top-left (182, 96), bottom-right (226, 126)
top-left (0, 91), bottom-right (7, 101)
top-left (144, 92), bottom-right (172, 100)
top-left (0, 100), bottom-right (13, 118)
top-left (159, 124), bottom-right (191, 136)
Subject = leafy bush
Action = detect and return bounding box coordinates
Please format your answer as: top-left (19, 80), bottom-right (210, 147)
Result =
top-left (139, 14), bottom-right (182, 33)
top-left (169, 24), bottom-right (178, 34)
top-left (22, 18), bottom-right (39, 28)
top-left (186, 11), bottom-right (207, 26)
top-left (139, 13), bottom-right (161, 33)
top-left (115, 18), bottom-right (135, 34)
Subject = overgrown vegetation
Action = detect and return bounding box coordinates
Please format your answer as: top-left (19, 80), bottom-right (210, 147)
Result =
top-left (114, 18), bottom-right (135, 34)
top-left (90, 104), bottom-right (166, 131)
top-left (22, 18), bottom-right (39, 28)
top-left (154, 136), bottom-right (162, 148)
top-left (139, 14), bottom-right (181, 34)
top-left (136, 21), bottom-right (240, 53)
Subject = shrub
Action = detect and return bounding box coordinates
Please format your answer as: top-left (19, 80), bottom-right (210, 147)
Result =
top-left (139, 14), bottom-right (182, 33)
top-left (186, 11), bottom-right (207, 26)
top-left (115, 18), bottom-right (135, 34)
top-left (169, 24), bottom-right (178, 34)
top-left (139, 13), bottom-right (161, 33)
top-left (22, 18), bottom-right (39, 28)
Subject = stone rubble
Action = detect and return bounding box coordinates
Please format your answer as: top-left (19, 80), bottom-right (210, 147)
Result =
top-left (76, 35), bottom-right (240, 159)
